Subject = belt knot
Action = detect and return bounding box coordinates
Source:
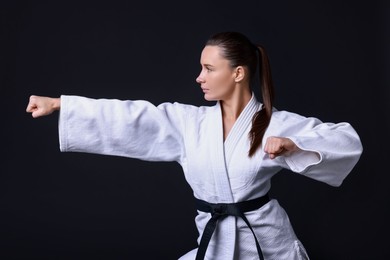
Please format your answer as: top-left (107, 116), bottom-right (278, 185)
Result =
top-left (211, 203), bottom-right (228, 216)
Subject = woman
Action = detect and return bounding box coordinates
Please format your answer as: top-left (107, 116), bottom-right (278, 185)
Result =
top-left (26, 31), bottom-right (363, 260)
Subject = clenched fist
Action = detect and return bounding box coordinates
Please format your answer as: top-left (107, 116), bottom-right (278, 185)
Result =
top-left (26, 95), bottom-right (61, 118)
top-left (264, 136), bottom-right (299, 159)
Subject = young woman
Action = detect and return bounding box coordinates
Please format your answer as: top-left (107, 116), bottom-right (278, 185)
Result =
top-left (26, 31), bottom-right (363, 260)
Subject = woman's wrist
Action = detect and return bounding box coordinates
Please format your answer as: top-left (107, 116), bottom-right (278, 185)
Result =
top-left (52, 98), bottom-right (61, 111)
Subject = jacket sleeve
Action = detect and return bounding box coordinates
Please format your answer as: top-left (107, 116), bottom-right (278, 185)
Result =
top-left (58, 95), bottom-right (187, 164)
top-left (266, 110), bottom-right (363, 187)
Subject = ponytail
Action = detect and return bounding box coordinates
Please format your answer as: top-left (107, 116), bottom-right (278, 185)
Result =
top-left (248, 45), bottom-right (275, 157)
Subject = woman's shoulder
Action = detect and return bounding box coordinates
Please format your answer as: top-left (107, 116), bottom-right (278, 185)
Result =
top-left (271, 107), bottom-right (306, 121)
top-left (270, 107), bottom-right (323, 127)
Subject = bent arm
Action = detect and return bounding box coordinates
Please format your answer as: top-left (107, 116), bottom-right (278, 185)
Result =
top-left (267, 110), bottom-right (363, 187)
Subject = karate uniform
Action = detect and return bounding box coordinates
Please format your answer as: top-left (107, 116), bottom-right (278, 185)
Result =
top-left (58, 94), bottom-right (363, 260)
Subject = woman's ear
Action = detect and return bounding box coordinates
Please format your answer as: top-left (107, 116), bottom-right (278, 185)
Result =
top-left (234, 66), bottom-right (246, 82)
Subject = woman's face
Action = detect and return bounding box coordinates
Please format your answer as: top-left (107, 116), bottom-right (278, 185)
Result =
top-left (196, 45), bottom-right (236, 101)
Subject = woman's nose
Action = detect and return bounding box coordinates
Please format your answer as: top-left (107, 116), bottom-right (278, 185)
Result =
top-left (196, 74), bottom-right (204, 84)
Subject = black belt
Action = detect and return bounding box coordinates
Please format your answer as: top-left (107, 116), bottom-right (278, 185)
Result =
top-left (194, 194), bottom-right (270, 260)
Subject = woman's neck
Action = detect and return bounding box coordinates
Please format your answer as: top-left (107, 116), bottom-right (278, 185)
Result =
top-left (221, 88), bottom-right (252, 121)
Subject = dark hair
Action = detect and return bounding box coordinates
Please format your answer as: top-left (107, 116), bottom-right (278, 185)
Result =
top-left (206, 32), bottom-right (275, 157)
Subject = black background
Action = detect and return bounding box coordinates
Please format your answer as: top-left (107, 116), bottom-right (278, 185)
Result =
top-left (1, 1), bottom-right (389, 259)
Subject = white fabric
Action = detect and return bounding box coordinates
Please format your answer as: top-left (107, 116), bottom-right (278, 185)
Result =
top-left (59, 94), bottom-right (363, 260)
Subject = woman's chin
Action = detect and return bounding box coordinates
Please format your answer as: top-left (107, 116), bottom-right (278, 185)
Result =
top-left (203, 93), bottom-right (218, 101)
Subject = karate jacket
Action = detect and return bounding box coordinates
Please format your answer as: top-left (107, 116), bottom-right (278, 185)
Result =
top-left (58, 94), bottom-right (363, 260)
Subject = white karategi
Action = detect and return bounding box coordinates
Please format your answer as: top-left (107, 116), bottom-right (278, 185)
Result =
top-left (58, 93), bottom-right (363, 260)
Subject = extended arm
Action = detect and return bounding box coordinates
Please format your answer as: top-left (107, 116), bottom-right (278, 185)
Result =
top-left (58, 95), bottom-right (188, 163)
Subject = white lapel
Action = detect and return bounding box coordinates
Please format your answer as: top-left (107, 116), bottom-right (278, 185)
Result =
top-left (208, 94), bottom-right (260, 203)
top-left (209, 101), bottom-right (234, 203)
top-left (224, 94), bottom-right (260, 166)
